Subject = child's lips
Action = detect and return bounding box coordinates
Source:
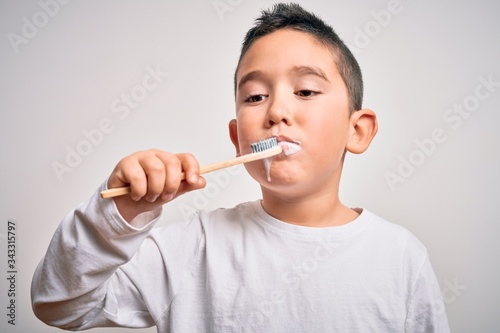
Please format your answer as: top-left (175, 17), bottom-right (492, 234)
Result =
top-left (275, 136), bottom-right (302, 156)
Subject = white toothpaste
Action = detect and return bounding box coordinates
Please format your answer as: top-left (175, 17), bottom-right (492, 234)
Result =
top-left (278, 141), bottom-right (302, 156)
top-left (263, 157), bottom-right (272, 182)
top-left (262, 141), bottom-right (301, 182)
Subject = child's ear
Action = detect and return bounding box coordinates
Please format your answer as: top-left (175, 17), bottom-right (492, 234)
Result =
top-left (228, 119), bottom-right (241, 156)
top-left (346, 108), bottom-right (378, 154)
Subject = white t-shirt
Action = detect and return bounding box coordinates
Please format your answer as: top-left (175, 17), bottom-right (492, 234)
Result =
top-left (32, 182), bottom-right (450, 332)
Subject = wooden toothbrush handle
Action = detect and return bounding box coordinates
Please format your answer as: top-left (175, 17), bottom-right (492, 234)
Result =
top-left (100, 146), bottom-right (282, 199)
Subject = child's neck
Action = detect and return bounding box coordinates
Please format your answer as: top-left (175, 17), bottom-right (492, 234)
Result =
top-left (261, 190), bottom-right (359, 227)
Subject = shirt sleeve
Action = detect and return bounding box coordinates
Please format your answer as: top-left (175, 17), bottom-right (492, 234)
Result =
top-left (404, 253), bottom-right (451, 333)
top-left (31, 180), bottom-right (162, 330)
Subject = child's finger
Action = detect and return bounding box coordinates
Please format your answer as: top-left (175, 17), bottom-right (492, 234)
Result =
top-left (173, 153), bottom-right (206, 197)
top-left (137, 152), bottom-right (168, 202)
top-left (179, 175), bottom-right (206, 195)
top-left (119, 157), bottom-right (149, 201)
top-left (152, 151), bottom-right (183, 201)
top-left (177, 153), bottom-right (200, 185)
top-left (176, 153), bottom-right (207, 197)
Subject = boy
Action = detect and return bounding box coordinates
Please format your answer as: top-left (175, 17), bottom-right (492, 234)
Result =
top-left (31, 3), bottom-right (450, 332)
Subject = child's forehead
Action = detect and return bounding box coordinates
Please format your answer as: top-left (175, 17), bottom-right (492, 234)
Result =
top-left (237, 29), bottom-right (340, 80)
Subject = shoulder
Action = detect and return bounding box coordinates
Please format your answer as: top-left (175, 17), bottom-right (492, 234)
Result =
top-left (359, 210), bottom-right (433, 292)
top-left (361, 209), bottom-right (429, 268)
top-left (142, 201), bottom-right (257, 271)
top-left (151, 201), bottom-right (256, 239)
top-left (363, 209), bottom-right (426, 249)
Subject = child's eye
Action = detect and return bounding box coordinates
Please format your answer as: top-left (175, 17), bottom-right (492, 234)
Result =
top-left (245, 94), bottom-right (267, 103)
top-left (296, 90), bottom-right (318, 98)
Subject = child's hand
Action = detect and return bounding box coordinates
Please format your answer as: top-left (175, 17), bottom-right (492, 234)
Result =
top-left (107, 149), bottom-right (206, 222)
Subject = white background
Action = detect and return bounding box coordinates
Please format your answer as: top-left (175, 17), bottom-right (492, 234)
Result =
top-left (1, 0), bottom-right (499, 332)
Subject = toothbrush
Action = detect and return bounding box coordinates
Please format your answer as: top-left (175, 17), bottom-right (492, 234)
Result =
top-left (100, 137), bottom-right (282, 199)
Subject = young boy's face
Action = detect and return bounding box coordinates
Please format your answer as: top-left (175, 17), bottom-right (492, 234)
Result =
top-left (230, 29), bottom-right (353, 197)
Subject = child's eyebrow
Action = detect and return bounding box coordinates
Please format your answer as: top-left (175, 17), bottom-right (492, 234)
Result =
top-left (290, 66), bottom-right (330, 82)
top-left (237, 66), bottom-right (330, 91)
top-left (237, 70), bottom-right (263, 91)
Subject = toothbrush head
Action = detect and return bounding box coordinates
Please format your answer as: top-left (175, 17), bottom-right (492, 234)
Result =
top-left (250, 137), bottom-right (279, 153)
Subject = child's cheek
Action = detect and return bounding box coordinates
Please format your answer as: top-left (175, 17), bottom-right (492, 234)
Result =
top-left (243, 161), bottom-right (265, 183)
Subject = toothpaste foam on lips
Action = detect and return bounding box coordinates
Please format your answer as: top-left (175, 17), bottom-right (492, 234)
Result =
top-left (278, 141), bottom-right (302, 156)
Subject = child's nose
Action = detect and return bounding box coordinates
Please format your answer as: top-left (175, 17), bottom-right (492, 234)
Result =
top-left (265, 99), bottom-right (292, 127)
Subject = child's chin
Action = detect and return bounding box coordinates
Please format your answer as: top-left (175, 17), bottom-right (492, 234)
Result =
top-left (245, 161), bottom-right (301, 186)
top-left (258, 170), bottom-right (300, 186)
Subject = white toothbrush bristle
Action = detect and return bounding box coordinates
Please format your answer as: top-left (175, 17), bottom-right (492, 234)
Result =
top-left (250, 137), bottom-right (278, 153)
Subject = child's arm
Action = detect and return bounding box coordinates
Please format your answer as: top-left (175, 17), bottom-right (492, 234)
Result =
top-left (404, 255), bottom-right (451, 333)
top-left (31, 149), bottom-right (206, 329)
